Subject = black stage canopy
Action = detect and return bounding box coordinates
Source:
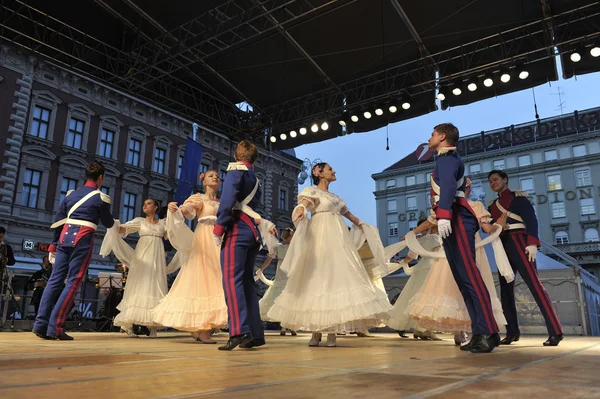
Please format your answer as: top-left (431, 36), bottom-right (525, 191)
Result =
top-left (1, 0), bottom-right (599, 149)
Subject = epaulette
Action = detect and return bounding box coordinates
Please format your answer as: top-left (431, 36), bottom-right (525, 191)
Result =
top-left (513, 190), bottom-right (529, 198)
top-left (100, 192), bottom-right (111, 204)
top-left (66, 189), bottom-right (75, 197)
top-left (488, 199), bottom-right (496, 207)
top-left (437, 146), bottom-right (457, 156)
top-left (226, 162), bottom-right (248, 171)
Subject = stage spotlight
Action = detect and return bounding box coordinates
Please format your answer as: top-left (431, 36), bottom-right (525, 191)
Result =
top-left (591, 46), bottom-right (600, 58)
top-left (437, 88), bottom-right (446, 101)
top-left (311, 123), bottom-right (319, 133)
top-left (290, 130), bottom-right (297, 138)
top-left (350, 111), bottom-right (359, 122)
top-left (467, 82), bottom-right (477, 91)
top-left (388, 103), bottom-right (398, 113)
top-left (483, 76), bottom-right (494, 87)
top-left (270, 136), bottom-right (276, 143)
top-left (338, 111), bottom-right (349, 126)
top-left (300, 127), bottom-right (307, 135)
top-left (401, 94), bottom-right (411, 110)
top-left (280, 133), bottom-right (287, 140)
top-left (375, 106), bottom-right (384, 116)
top-left (517, 63), bottom-right (529, 80)
top-left (321, 122), bottom-right (329, 131)
top-left (363, 110), bottom-right (372, 119)
top-left (452, 87), bottom-right (462, 96)
top-left (500, 69), bottom-right (511, 83)
top-left (570, 50), bottom-right (581, 62)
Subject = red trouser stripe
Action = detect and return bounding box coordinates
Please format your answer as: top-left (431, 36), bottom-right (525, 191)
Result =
top-left (224, 223), bottom-right (241, 336)
top-left (55, 241), bottom-right (94, 336)
top-left (514, 234), bottom-right (562, 334)
top-left (455, 213), bottom-right (497, 333)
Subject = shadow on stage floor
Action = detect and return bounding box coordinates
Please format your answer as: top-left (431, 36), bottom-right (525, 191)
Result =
top-left (1, 331), bottom-right (599, 398)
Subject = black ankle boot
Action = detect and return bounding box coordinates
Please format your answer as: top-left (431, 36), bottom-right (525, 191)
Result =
top-left (218, 333), bottom-right (253, 351)
top-left (500, 334), bottom-right (520, 345)
top-left (543, 334), bottom-right (563, 346)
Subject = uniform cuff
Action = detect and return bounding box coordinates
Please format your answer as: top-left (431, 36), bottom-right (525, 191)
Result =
top-left (436, 208), bottom-right (452, 220)
top-left (213, 225), bottom-right (225, 236)
top-left (527, 236), bottom-right (541, 247)
top-left (48, 244), bottom-right (57, 253)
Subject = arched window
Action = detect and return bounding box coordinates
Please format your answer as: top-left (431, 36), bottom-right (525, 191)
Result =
top-left (584, 228), bottom-right (600, 243)
top-left (554, 231), bottom-right (569, 245)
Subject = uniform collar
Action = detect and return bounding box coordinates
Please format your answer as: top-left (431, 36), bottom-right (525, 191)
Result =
top-left (498, 188), bottom-right (512, 199)
top-left (240, 161), bottom-right (253, 169)
top-left (85, 181), bottom-right (98, 189)
top-left (437, 146), bottom-right (456, 155)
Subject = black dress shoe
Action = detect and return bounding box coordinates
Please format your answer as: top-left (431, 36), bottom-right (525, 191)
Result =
top-left (460, 334), bottom-right (480, 351)
top-left (470, 333), bottom-right (500, 354)
top-left (33, 331), bottom-right (53, 340)
top-left (543, 334), bottom-right (563, 346)
top-left (48, 332), bottom-right (74, 341)
top-left (397, 330), bottom-right (409, 338)
top-left (218, 333), bottom-right (252, 351)
top-left (239, 337), bottom-right (266, 349)
top-left (500, 334), bottom-right (520, 345)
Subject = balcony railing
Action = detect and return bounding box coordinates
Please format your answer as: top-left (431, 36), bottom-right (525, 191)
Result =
top-left (554, 242), bottom-right (600, 255)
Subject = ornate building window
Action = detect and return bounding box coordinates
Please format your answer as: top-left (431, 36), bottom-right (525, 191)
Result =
top-left (63, 103), bottom-right (94, 153)
top-left (388, 222), bottom-right (398, 236)
top-left (554, 231), bottom-right (569, 245)
top-left (123, 192), bottom-right (137, 222)
top-left (59, 177), bottom-right (78, 203)
top-left (21, 169), bottom-right (42, 208)
top-left (575, 168), bottom-right (591, 187)
top-left (580, 198), bottom-right (596, 216)
top-left (27, 90), bottom-right (62, 142)
top-left (120, 172), bottom-right (146, 221)
top-left (125, 126), bottom-right (150, 170)
top-left (387, 199), bottom-right (397, 213)
top-left (406, 175), bottom-right (416, 186)
top-left (547, 174), bottom-right (562, 191)
top-left (493, 159), bottom-right (505, 170)
top-left (278, 187), bottom-right (288, 210)
top-left (552, 202), bottom-right (566, 218)
top-left (151, 136), bottom-right (172, 176)
top-left (406, 195), bottom-right (417, 211)
top-left (584, 228), bottom-right (600, 243)
top-left (15, 146), bottom-right (55, 216)
top-left (96, 115), bottom-right (124, 162)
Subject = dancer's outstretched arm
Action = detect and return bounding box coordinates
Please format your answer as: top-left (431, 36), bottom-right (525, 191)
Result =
top-left (342, 210), bottom-right (361, 226)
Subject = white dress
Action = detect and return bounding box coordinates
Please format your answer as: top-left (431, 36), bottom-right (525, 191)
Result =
top-left (385, 235), bottom-right (440, 331)
top-left (259, 244), bottom-right (289, 321)
top-left (267, 186), bottom-right (393, 333)
top-left (112, 218), bottom-right (169, 328)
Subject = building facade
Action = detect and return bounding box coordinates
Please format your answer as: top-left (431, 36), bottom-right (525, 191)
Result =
top-left (0, 45), bottom-right (302, 270)
top-left (373, 108), bottom-right (600, 276)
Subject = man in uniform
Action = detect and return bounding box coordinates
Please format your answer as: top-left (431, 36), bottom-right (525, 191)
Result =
top-left (33, 161), bottom-right (114, 340)
top-left (214, 140), bottom-right (275, 351)
top-left (429, 123), bottom-right (500, 353)
top-left (488, 170), bottom-right (563, 346)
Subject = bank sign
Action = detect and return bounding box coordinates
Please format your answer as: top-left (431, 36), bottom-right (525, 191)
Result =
top-left (398, 187), bottom-right (599, 221)
top-left (455, 108), bottom-right (600, 156)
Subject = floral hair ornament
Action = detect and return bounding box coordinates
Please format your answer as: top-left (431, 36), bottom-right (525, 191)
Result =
top-left (200, 172), bottom-right (206, 181)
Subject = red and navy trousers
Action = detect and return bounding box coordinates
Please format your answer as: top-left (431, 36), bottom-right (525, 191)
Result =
top-left (33, 231), bottom-right (95, 337)
top-left (442, 204), bottom-right (499, 335)
top-left (220, 212), bottom-right (264, 339)
top-left (500, 231), bottom-right (562, 336)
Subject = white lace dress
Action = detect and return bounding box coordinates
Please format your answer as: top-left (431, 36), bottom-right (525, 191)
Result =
top-left (113, 218), bottom-right (169, 328)
top-left (267, 186), bottom-right (392, 333)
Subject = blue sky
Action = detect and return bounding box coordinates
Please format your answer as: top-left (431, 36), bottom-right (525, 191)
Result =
top-left (293, 68), bottom-right (600, 226)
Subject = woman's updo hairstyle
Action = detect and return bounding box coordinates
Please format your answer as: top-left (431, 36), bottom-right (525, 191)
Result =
top-left (311, 162), bottom-right (327, 185)
top-left (281, 227), bottom-right (294, 240)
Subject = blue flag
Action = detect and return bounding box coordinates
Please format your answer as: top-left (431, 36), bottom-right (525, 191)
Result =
top-left (174, 137), bottom-right (203, 204)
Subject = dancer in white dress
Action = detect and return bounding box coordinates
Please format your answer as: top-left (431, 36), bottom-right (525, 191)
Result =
top-left (385, 220), bottom-right (442, 340)
top-left (151, 171), bottom-right (228, 344)
top-left (258, 228), bottom-right (297, 336)
top-left (405, 178), bottom-right (507, 344)
top-left (267, 163), bottom-right (393, 347)
top-left (111, 198), bottom-right (169, 338)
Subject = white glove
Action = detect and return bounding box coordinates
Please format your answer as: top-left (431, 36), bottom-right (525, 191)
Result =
top-left (213, 235), bottom-right (223, 247)
top-left (48, 252), bottom-right (56, 264)
top-left (438, 219), bottom-right (452, 239)
top-left (525, 245), bottom-right (537, 263)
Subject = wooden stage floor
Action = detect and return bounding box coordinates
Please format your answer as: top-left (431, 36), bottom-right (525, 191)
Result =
top-left (1, 332), bottom-right (599, 398)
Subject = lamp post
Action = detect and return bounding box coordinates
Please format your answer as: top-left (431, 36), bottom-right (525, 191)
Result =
top-left (297, 158), bottom-right (322, 185)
